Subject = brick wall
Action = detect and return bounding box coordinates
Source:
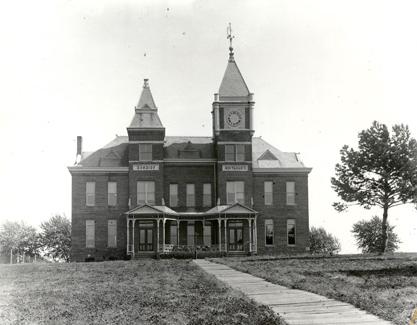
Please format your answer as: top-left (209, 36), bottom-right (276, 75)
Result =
top-left (253, 173), bottom-right (310, 254)
top-left (71, 173), bottom-right (129, 262)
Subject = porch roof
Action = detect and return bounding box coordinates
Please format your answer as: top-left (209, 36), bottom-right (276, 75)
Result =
top-left (125, 203), bottom-right (257, 218)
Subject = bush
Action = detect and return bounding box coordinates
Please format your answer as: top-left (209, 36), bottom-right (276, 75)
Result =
top-left (352, 216), bottom-right (400, 253)
top-left (159, 251), bottom-right (227, 259)
top-left (309, 227), bottom-right (341, 255)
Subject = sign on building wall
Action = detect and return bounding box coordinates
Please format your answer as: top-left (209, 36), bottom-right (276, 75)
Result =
top-left (133, 164), bottom-right (160, 171)
top-left (222, 165), bottom-right (248, 172)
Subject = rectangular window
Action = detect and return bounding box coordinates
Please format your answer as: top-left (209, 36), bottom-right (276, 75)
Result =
top-left (137, 181), bottom-right (155, 205)
top-left (108, 220), bottom-right (117, 248)
top-left (287, 219), bottom-right (296, 246)
top-left (225, 144), bottom-right (245, 161)
top-left (226, 181), bottom-right (245, 205)
top-left (236, 144), bottom-right (245, 162)
top-left (203, 183), bottom-right (211, 207)
top-left (139, 144), bottom-right (152, 161)
top-left (108, 182), bottom-right (117, 206)
top-left (225, 145), bottom-right (235, 161)
top-left (265, 219), bottom-right (274, 246)
top-left (86, 220), bottom-right (95, 248)
top-left (169, 184), bottom-right (178, 207)
top-left (186, 184), bottom-right (195, 207)
top-left (264, 181), bottom-right (273, 205)
top-left (86, 182), bottom-right (95, 206)
top-left (286, 181), bottom-right (296, 205)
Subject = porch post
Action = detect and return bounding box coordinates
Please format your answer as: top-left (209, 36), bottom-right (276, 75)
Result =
top-left (162, 218), bottom-right (166, 252)
top-left (224, 218), bottom-right (227, 252)
top-left (254, 216), bottom-right (257, 253)
top-left (126, 217), bottom-right (130, 255)
top-left (132, 219), bottom-right (136, 258)
top-left (177, 220), bottom-right (180, 245)
top-left (218, 218), bottom-right (222, 252)
top-left (249, 218), bottom-right (252, 253)
top-left (156, 218), bottom-right (160, 253)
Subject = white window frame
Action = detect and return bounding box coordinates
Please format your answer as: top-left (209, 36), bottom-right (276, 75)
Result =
top-left (169, 184), bottom-right (178, 207)
top-left (139, 144), bottom-right (152, 161)
top-left (108, 182), bottom-right (117, 206)
top-left (137, 181), bottom-right (155, 205)
top-left (203, 183), bottom-right (211, 207)
top-left (264, 181), bottom-right (273, 206)
top-left (86, 182), bottom-right (95, 206)
top-left (86, 220), bottom-right (95, 248)
top-left (286, 181), bottom-right (296, 205)
top-left (226, 181), bottom-right (245, 205)
top-left (287, 219), bottom-right (296, 246)
top-left (265, 219), bottom-right (274, 246)
top-left (186, 184), bottom-right (195, 207)
top-left (107, 219), bottom-right (117, 248)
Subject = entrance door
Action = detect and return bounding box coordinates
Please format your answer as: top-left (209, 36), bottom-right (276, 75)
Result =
top-left (139, 222), bottom-right (154, 251)
top-left (229, 221), bottom-right (244, 251)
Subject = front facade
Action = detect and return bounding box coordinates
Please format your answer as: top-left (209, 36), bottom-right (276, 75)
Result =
top-left (68, 44), bottom-right (312, 262)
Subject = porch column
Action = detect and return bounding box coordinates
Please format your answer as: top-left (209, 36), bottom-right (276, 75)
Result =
top-left (224, 218), bottom-right (227, 252)
top-left (156, 218), bottom-right (160, 253)
top-left (162, 218), bottom-right (166, 252)
top-left (177, 220), bottom-right (180, 245)
top-left (254, 217), bottom-right (257, 253)
top-left (249, 218), bottom-right (252, 253)
top-left (132, 219), bottom-right (136, 257)
top-left (218, 218), bottom-right (221, 252)
top-left (126, 218), bottom-right (129, 255)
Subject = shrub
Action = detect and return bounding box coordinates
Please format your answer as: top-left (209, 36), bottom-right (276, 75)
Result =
top-left (352, 216), bottom-right (400, 253)
top-left (309, 227), bottom-right (341, 255)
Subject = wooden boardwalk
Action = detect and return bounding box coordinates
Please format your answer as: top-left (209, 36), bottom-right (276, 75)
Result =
top-left (194, 260), bottom-right (392, 325)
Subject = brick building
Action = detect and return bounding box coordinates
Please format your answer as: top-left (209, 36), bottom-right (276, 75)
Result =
top-left (68, 44), bottom-right (312, 262)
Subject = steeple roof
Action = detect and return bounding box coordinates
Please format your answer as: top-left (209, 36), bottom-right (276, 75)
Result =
top-left (136, 79), bottom-right (157, 110)
top-left (219, 57), bottom-right (250, 97)
top-left (128, 79), bottom-right (164, 129)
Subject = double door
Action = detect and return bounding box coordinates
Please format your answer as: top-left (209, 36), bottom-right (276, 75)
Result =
top-left (139, 223), bottom-right (154, 251)
top-left (228, 222), bottom-right (244, 251)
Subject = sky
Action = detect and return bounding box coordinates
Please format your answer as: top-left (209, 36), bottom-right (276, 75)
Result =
top-left (0, 0), bottom-right (416, 253)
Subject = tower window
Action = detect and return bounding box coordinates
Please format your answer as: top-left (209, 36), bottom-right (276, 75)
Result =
top-left (225, 144), bottom-right (245, 161)
top-left (137, 181), bottom-right (155, 205)
top-left (226, 181), bottom-right (244, 204)
top-left (139, 144), bottom-right (152, 161)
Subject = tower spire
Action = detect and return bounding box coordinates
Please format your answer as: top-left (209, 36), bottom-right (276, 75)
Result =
top-left (227, 22), bottom-right (235, 61)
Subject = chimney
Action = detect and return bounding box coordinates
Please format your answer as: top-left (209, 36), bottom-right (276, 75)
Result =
top-left (77, 136), bottom-right (82, 155)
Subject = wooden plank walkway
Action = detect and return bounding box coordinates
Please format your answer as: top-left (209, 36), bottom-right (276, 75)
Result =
top-left (194, 260), bottom-right (392, 325)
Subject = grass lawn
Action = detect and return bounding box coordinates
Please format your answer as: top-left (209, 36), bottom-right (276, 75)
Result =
top-left (214, 254), bottom-right (417, 325)
top-left (0, 259), bottom-right (284, 325)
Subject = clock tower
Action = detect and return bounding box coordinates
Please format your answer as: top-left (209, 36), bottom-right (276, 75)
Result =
top-left (212, 24), bottom-right (255, 206)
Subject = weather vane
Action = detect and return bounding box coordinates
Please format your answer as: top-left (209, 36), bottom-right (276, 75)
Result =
top-left (227, 22), bottom-right (234, 56)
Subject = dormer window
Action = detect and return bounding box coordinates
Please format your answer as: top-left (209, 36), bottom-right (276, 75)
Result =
top-left (139, 144), bottom-right (152, 161)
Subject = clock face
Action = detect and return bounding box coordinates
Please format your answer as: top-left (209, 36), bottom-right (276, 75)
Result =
top-left (226, 110), bottom-right (242, 127)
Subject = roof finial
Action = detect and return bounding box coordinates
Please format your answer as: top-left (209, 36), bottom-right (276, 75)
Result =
top-left (143, 78), bottom-right (149, 88)
top-left (227, 22), bottom-right (235, 61)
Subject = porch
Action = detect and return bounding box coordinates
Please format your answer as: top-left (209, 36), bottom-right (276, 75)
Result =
top-left (125, 204), bottom-right (258, 257)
